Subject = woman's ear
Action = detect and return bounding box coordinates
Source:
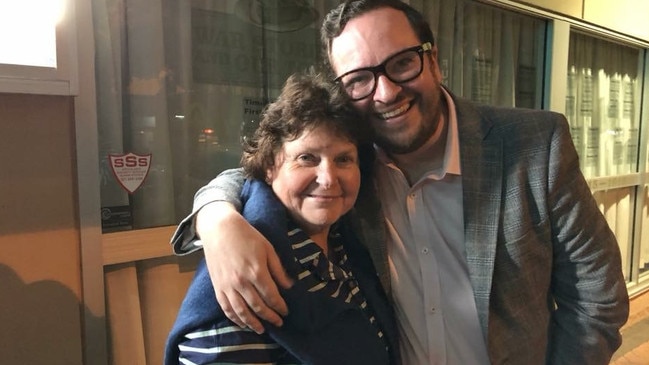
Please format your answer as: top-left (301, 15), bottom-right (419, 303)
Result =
top-left (265, 169), bottom-right (274, 185)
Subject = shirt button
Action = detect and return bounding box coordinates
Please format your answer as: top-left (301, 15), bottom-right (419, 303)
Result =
top-left (430, 307), bottom-right (436, 314)
top-left (421, 247), bottom-right (430, 254)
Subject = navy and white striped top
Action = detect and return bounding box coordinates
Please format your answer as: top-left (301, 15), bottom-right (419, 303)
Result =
top-left (177, 220), bottom-right (387, 365)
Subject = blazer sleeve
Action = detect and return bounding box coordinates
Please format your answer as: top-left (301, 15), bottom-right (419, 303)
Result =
top-left (546, 115), bottom-right (629, 364)
top-left (170, 168), bottom-right (246, 254)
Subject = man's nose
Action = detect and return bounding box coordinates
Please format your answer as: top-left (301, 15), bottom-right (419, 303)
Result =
top-left (373, 74), bottom-right (402, 102)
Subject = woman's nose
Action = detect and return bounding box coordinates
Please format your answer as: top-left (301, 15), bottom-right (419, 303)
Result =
top-left (316, 163), bottom-right (335, 189)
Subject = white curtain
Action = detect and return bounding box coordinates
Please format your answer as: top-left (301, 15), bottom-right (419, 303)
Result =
top-left (94, 0), bottom-right (177, 229)
top-left (568, 32), bottom-right (641, 178)
top-left (413, 0), bottom-right (543, 108)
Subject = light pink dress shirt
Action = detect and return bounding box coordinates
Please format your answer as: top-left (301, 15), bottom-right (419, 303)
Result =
top-left (374, 89), bottom-right (490, 365)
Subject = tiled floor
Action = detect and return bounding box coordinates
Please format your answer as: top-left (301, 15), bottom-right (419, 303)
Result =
top-left (610, 316), bottom-right (649, 365)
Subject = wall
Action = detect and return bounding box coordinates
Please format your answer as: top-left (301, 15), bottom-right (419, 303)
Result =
top-left (583, 0), bottom-right (649, 41)
top-left (515, 0), bottom-right (649, 41)
top-left (515, 0), bottom-right (582, 18)
top-left (0, 93), bottom-right (87, 365)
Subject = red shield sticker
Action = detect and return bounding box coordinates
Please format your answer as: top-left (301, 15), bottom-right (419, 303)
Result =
top-left (109, 152), bottom-right (152, 194)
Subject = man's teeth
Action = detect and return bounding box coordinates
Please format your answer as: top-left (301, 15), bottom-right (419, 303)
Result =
top-left (380, 104), bottom-right (409, 119)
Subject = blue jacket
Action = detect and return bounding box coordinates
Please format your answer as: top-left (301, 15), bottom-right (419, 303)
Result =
top-left (165, 179), bottom-right (399, 365)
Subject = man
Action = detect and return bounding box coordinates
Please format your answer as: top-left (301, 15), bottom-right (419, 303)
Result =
top-left (172, 1), bottom-right (629, 364)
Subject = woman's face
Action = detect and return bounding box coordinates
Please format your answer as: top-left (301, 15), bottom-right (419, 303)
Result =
top-left (267, 125), bottom-right (361, 236)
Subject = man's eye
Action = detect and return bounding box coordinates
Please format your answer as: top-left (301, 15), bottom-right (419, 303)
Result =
top-left (343, 72), bottom-right (372, 88)
top-left (389, 53), bottom-right (417, 72)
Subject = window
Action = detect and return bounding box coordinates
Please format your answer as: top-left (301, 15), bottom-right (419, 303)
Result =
top-left (566, 31), bottom-right (648, 282)
top-left (0, 0), bottom-right (76, 95)
top-left (95, 0), bottom-right (548, 232)
top-left (566, 32), bottom-right (643, 178)
top-left (95, 0), bottom-right (336, 231)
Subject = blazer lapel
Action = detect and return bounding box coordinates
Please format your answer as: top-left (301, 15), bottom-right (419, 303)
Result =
top-left (455, 97), bottom-right (502, 339)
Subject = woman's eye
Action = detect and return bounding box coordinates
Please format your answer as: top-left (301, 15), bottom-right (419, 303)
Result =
top-left (297, 154), bottom-right (316, 163)
top-left (336, 155), bottom-right (357, 165)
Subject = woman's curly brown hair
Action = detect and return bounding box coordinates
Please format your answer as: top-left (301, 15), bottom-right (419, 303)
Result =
top-left (241, 68), bottom-right (375, 182)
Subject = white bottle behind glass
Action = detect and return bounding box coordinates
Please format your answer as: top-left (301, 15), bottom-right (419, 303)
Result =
top-left (579, 67), bottom-right (598, 177)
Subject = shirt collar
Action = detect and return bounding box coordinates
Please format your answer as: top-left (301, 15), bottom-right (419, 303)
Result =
top-left (443, 88), bottom-right (462, 175)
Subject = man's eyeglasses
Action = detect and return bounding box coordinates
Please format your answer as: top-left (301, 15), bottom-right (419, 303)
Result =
top-left (335, 42), bottom-right (432, 101)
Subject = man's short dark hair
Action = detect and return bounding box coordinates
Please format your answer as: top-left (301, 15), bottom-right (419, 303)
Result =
top-left (320, 0), bottom-right (436, 74)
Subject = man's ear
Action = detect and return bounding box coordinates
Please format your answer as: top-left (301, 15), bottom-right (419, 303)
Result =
top-left (428, 45), bottom-right (439, 64)
top-left (428, 45), bottom-right (442, 78)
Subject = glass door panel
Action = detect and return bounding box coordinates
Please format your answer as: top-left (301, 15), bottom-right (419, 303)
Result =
top-left (566, 32), bottom-right (643, 178)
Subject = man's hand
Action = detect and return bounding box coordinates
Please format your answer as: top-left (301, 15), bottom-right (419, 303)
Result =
top-left (196, 201), bottom-right (293, 334)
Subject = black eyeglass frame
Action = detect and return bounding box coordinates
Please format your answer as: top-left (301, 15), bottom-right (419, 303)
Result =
top-left (334, 42), bottom-right (433, 101)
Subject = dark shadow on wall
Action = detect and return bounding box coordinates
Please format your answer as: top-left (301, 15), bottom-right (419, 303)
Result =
top-left (0, 264), bottom-right (104, 365)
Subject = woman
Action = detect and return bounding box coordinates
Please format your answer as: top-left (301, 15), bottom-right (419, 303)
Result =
top-left (164, 70), bottom-right (398, 365)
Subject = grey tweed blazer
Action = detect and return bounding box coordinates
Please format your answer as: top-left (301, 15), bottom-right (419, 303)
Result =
top-left (351, 96), bottom-right (629, 365)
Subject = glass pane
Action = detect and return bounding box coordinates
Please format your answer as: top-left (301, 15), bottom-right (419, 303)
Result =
top-left (411, 0), bottom-right (546, 108)
top-left (95, 0), bottom-right (548, 232)
top-left (592, 187), bottom-right (636, 281)
top-left (566, 32), bottom-right (643, 178)
top-left (95, 0), bottom-right (337, 231)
